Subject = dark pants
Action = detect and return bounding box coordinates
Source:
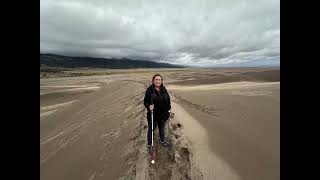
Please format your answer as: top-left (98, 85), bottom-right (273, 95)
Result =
top-left (147, 118), bottom-right (166, 145)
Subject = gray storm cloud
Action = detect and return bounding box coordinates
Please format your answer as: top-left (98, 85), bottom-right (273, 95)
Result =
top-left (40, 0), bottom-right (280, 67)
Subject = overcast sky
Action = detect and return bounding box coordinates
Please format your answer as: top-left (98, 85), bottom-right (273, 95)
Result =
top-left (40, 0), bottom-right (280, 67)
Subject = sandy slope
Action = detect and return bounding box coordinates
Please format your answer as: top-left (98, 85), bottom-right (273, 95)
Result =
top-left (172, 102), bottom-right (241, 180)
top-left (169, 82), bottom-right (280, 180)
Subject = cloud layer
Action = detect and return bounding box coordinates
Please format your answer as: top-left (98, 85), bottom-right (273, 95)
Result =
top-left (40, 0), bottom-right (280, 67)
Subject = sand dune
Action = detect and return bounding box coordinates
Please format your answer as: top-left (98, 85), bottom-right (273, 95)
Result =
top-left (40, 68), bottom-right (279, 180)
top-left (40, 86), bottom-right (100, 95)
top-left (41, 100), bottom-right (78, 111)
top-left (40, 100), bottom-right (78, 118)
top-left (168, 81), bottom-right (279, 91)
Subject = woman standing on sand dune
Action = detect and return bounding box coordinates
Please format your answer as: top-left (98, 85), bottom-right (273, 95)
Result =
top-left (144, 74), bottom-right (171, 153)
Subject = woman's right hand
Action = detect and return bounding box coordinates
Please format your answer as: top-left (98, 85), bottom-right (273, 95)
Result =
top-left (149, 104), bottom-right (154, 111)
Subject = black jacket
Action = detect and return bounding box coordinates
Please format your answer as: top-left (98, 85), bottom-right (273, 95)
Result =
top-left (144, 84), bottom-right (171, 121)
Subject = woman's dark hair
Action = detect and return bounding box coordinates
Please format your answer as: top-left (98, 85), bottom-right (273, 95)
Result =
top-left (152, 73), bottom-right (163, 82)
top-left (151, 73), bottom-right (167, 94)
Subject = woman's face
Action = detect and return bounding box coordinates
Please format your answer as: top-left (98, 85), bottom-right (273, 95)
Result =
top-left (153, 76), bottom-right (162, 87)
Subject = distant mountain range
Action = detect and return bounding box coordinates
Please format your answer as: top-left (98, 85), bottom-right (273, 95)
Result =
top-left (40, 54), bottom-right (184, 69)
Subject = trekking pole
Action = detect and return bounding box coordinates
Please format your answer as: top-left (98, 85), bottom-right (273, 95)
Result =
top-left (151, 110), bottom-right (155, 164)
top-left (151, 96), bottom-right (155, 164)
